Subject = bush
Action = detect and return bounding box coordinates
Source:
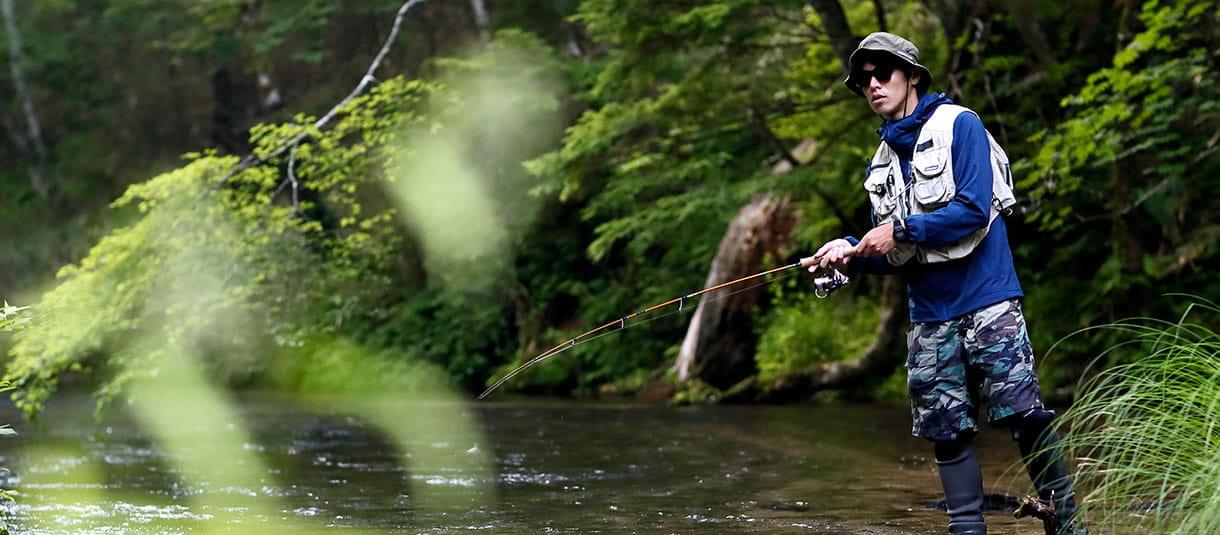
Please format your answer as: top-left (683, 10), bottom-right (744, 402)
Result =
top-left (754, 279), bottom-right (879, 383)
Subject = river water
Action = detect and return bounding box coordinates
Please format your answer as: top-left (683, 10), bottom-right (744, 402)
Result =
top-left (0, 394), bottom-right (1048, 534)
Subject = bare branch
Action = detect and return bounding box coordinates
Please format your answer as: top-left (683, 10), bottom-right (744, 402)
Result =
top-left (271, 175), bottom-right (291, 199)
top-left (221, 0), bottom-right (429, 186)
top-left (288, 143), bottom-right (300, 216)
top-left (326, 0), bottom-right (426, 128)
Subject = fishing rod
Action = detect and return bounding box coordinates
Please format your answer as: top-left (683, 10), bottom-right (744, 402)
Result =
top-left (478, 262), bottom-right (850, 399)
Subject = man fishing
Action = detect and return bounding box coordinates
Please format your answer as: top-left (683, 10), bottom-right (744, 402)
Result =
top-left (800, 32), bottom-right (1085, 535)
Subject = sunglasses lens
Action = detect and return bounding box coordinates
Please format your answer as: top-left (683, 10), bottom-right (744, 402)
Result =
top-left (874, 64), bottom-right (895, 82)
top-left (852, 63), bottom-right (896, 88)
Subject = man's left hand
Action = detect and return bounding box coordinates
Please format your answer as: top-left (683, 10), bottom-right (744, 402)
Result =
top-left (852, 222), bottom-right (897, 257)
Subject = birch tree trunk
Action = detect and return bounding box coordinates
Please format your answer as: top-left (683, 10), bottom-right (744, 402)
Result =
top-left (469, 0), bottom-right (490, 43)
top-left (1, 0), bottom-right (48, 199)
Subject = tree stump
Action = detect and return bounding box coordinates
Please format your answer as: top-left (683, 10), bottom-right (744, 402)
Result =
top-left (674, 192), bottom-right (798, 389)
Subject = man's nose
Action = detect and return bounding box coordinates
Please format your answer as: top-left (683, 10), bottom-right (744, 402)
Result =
top-left (868, 75), bottom-right (883, 91)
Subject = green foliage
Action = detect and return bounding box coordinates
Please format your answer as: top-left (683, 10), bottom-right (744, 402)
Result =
top-left (0, 381), bottom-right (15, 440)
top-left (366, 287), bottom-right (514, 390)
top-left (360, 30), bottom-right (568, 389)
top-left (1055, 298), bottom-right (1220, 533)
top-left (754, 280), bottom-right (878, 382)
top-left (2, 0), bottom-right (1219, 411)
top-left (670, 377), bottom-right (723, 404)
top-left (1018, 0), bottom-right (1219, 335)
top-left (515, 0), bottom-right (893, 396)
top-left (262, 337), bottom-right (446, 394)
top-left (0, 303), bottom-right (29, 333)
top-left (0, 0), bottom-right (364, 299)
top-left (0, 0), bottom-right (577, 300)
top-left (3, 77), bottom-right (441, 417)
top-left (3, 28), bottom-right (569, 414)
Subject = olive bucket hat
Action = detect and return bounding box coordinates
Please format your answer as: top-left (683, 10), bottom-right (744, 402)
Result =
top-left (843, 32), bottom-right (932, 96)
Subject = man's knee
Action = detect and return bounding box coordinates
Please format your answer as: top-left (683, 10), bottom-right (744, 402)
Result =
top-left (1006, 407), bottom-right (1055, 443)
top-left (934, 433), bottom-right (977, 463)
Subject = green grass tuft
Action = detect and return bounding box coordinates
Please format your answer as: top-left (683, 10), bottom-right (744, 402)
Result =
top-left (1056, 297), bottom-right (1220, 534)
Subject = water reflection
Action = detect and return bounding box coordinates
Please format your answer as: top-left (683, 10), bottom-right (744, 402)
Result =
top-left (1, 396), bottom-right (1046, 534)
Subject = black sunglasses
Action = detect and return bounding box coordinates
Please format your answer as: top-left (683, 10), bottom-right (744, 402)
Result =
top-left (850, 62), bottom-right (898, 89)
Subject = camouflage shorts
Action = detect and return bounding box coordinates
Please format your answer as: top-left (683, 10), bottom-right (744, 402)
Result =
top-left (906, 299), bottom-right (1043, 441)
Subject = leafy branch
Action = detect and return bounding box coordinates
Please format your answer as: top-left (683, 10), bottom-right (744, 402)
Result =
top-left (0, 301), bottom-right (29, 332)
top-left (218, 0), bottom-right (431, 210)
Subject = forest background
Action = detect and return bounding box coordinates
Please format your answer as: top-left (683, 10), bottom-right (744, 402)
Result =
top-left (0, 0), bottom-right (1215, 416)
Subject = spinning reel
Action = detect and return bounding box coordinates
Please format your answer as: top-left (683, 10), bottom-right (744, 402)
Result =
top-left (810, 267), bottom-right (851, 298)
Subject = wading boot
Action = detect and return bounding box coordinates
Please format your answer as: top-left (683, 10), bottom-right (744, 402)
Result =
top-left (936, 441), bottom-right (987, 535)
top-left (1013, 412), bottom-right (1086, 535)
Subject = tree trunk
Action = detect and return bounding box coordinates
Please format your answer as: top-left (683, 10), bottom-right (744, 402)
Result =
top-left (674, 192), bottom-right (798, 389)
top-left (926, 0), bottom-right (973, 46)
top-left (871, 0), bottom-right (888, 33)
top-left (469, 0), bottom-right (490, 43)
top-left (1, 0), bottom-right (48, 199)
top-left (807, 0), bottom-right (857, 70)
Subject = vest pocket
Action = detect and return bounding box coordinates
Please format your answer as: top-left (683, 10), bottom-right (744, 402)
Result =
top-left (911, 147), bottom-right (954, 210)
top-left (864, 166), bottom-right (898, 220)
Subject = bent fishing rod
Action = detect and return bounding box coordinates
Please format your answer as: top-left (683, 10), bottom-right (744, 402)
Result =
top-left (478, 261), bottom-right (850, 399)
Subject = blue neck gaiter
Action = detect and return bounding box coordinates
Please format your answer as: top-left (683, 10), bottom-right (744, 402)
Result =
top-left (879, 92), bottom-right (953, 161)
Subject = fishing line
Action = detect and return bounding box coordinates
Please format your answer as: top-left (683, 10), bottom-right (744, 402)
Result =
top-left (479, 263), bottom-right (843, 399)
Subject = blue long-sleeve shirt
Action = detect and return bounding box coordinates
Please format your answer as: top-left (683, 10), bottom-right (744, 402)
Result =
top-left (847, 98), bottom-right (1022, 323)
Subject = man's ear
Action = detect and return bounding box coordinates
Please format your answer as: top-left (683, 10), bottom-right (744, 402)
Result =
top-left (908, 69), bottom-right (921, 88)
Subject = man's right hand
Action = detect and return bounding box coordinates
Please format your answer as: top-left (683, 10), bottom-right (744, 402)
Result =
top-left (800, 238), bottom-right (854, 271)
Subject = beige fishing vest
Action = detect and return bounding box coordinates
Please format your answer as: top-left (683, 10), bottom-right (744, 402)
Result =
top-left (864, 104), bottom-right (1017, 266)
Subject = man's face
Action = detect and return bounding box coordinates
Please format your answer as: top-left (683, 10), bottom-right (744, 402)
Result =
top-left (856, 60), bottom-right (914, 120)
